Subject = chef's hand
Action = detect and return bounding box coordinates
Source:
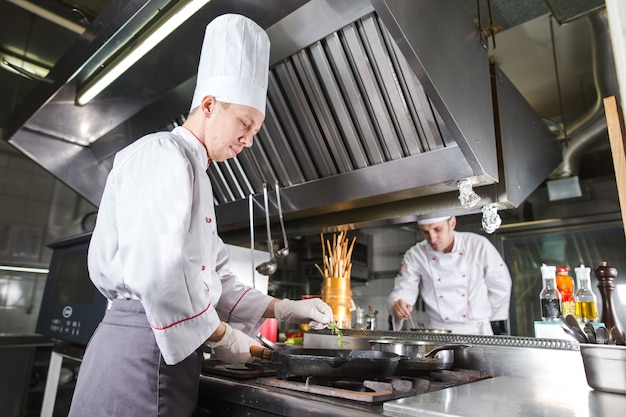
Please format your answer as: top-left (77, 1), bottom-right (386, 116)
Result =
top-left (205, 323), bottom-right (257, 363)
top-left (392, 299), bottom-right (413, 320)
top-left (274, 298), bottom-right (333, 329)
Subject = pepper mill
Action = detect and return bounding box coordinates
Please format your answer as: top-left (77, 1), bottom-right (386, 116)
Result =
top-left (593, 261), bottom-right (625, 338)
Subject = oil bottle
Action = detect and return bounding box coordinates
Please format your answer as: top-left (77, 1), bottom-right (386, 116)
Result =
top-left (574, 264), bottom-right (598, 323)
top-left (365, 305), bottom-right (378, 330)
top-left (540, 264), bottom-right (562, 321)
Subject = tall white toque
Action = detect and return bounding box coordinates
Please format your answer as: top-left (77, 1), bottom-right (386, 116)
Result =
top-left (190, 14), bottom-right (270, 115)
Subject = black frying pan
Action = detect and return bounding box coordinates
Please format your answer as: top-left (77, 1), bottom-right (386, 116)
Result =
top-left (250, 346), bottom-right (403, 379)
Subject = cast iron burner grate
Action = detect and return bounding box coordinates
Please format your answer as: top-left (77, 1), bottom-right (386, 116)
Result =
top-left (255, 369), bottom-right (491, 403)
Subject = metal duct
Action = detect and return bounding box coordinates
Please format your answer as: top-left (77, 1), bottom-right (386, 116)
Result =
top-left (549, 9), bottom-right (618, 179)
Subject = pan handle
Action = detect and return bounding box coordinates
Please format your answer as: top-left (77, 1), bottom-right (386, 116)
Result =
top-left (424, 343), bottom-right (472, 358)
top-left (250, 345), bottom-right (276, 361)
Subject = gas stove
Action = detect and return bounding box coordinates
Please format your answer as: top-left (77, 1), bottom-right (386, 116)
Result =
top-left (255, 368), bottom-right (491, 403)
top-left (203, 358), bottom-right (491, 404)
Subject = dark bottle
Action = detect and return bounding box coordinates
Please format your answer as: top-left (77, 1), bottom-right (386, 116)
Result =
top-left (540, 264), bottom-right (561, 321)
top-left (594, 261), bottom-right (625, 338)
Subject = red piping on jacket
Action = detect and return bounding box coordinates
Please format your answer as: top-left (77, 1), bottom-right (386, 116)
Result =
top-left (151, 282), bottom-right (212, 331)
top-left (226, 288), bottom-right (253, 323)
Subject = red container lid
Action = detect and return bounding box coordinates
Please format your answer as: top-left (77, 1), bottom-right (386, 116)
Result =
top-left (557, 266), bottom-right (569, 273)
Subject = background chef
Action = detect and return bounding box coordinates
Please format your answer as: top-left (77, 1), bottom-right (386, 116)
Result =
top-left (387, 213), bottom-right (512, 335)
top-left (68, 14), bottom-right (332, 417)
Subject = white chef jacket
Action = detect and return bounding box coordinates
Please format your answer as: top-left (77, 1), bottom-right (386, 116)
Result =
top-left (88, 126), bottom-right (273, 365)
top-left (387, 231), bottom-right (511, 334)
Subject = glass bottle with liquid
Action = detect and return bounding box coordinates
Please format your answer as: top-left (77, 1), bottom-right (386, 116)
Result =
top-left (575, 264), bottom-right (598, 323)
top-left (556, 266), bottom-right (576, 318)
top-left (365, 305), bottom-right (378, 330)
top-left (540, 264), bottom-right (562, 321)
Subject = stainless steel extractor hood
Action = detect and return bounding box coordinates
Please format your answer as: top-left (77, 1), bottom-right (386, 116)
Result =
top-left (3, 0), bottom-right (560, 240)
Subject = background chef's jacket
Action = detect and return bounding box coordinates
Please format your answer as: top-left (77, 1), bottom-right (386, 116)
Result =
top-left (88, 127), bottom-right (273, 365)
top-left (387, 231), bottom-right (512, 332)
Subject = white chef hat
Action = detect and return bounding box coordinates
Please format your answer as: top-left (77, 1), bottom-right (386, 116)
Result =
top-left (417, 213), bottom-right (452, 225)
top-left (190, 14), bottom-right (270, 115)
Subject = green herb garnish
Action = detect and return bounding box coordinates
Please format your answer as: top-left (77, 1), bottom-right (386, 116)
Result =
top-left (328, 321), bottom-right (345, 348)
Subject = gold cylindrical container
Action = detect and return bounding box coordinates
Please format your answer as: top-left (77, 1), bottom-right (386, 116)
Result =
top-left (322, 276), bottom-right (352, 329)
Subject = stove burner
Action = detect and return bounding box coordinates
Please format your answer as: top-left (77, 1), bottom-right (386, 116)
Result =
top-left (255, 368), bottom-right (492, 403)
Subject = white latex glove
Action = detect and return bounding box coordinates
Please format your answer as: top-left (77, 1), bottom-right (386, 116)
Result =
top-left (274, 298), bottom-right (333, 329)
top-left (205, 324), bottom-right (257, 363)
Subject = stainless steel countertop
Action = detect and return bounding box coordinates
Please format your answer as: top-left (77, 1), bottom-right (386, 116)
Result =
top-left (383, 375), bottom-right (626, 417)
top-left (198, 372), bottom-right (626, 417)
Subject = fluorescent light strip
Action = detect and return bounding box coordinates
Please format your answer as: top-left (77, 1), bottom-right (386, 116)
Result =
top-left (1, 51), bottom-right (50, 78)
top-left (76, 0), bottom-right (210, 105)
top-left (7, 0), bottom-right (85, 35)
top-left (0, 265), bottom-right (49, 274)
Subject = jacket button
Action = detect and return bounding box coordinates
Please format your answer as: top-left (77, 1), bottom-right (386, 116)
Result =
top-left (201, 265), bottom-right (206, 271)
top-left (205, 217), bottom-right (212, 223)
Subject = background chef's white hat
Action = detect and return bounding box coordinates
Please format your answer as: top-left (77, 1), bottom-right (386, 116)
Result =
top-left (417, 213), bottom-right (452, 225)
top-left (190, 14), bottom-right (270, 115)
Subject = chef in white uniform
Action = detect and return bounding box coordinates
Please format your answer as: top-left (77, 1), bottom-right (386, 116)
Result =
top-left (68, 14), bottom-right (332, 417)
top-left (388, 214), bottom-right (512, 335)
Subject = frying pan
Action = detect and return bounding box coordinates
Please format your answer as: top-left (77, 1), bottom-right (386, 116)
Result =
top-left (250, 346), bottom-right (402, 379)
top-left (369, 339), bottom-right (471, 371)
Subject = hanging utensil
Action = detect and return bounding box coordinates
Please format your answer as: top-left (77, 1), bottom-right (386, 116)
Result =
top-left (249, 194), bottom-right (256, 288)
top-left (255, 183), bottom-right (277, 276)
top-left (274, 181), bottom-right (289, 259)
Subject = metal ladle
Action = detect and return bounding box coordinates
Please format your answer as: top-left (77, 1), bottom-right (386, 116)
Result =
top-left (255, 183), bottom-right (277, 275)
top-left (249, 194), bottom-right (256, 288)
top-left (274, 181), bottom-right (289, 259)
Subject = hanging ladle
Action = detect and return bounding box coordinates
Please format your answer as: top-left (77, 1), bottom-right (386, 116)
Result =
top-left (249, 194), bottom-right (256, 288)
top-left (255, 183), bottom-right (277, 276)
top-left (275, 181), bottom-right (289, 259)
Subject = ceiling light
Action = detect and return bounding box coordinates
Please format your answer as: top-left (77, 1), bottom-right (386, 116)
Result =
top-left (0, 50), bottom-right (51, 80)
top-left (76, 0), bottom-right (211, 106)
top-left (0, 265), bottom-right (49, 274)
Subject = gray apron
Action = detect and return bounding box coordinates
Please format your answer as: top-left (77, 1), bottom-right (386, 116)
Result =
top-left (68, 300), bottom-right (203, 417)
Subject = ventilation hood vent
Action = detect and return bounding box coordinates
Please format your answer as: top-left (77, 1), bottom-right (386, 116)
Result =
top-left (3, 0), bottom-right (560, 239)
